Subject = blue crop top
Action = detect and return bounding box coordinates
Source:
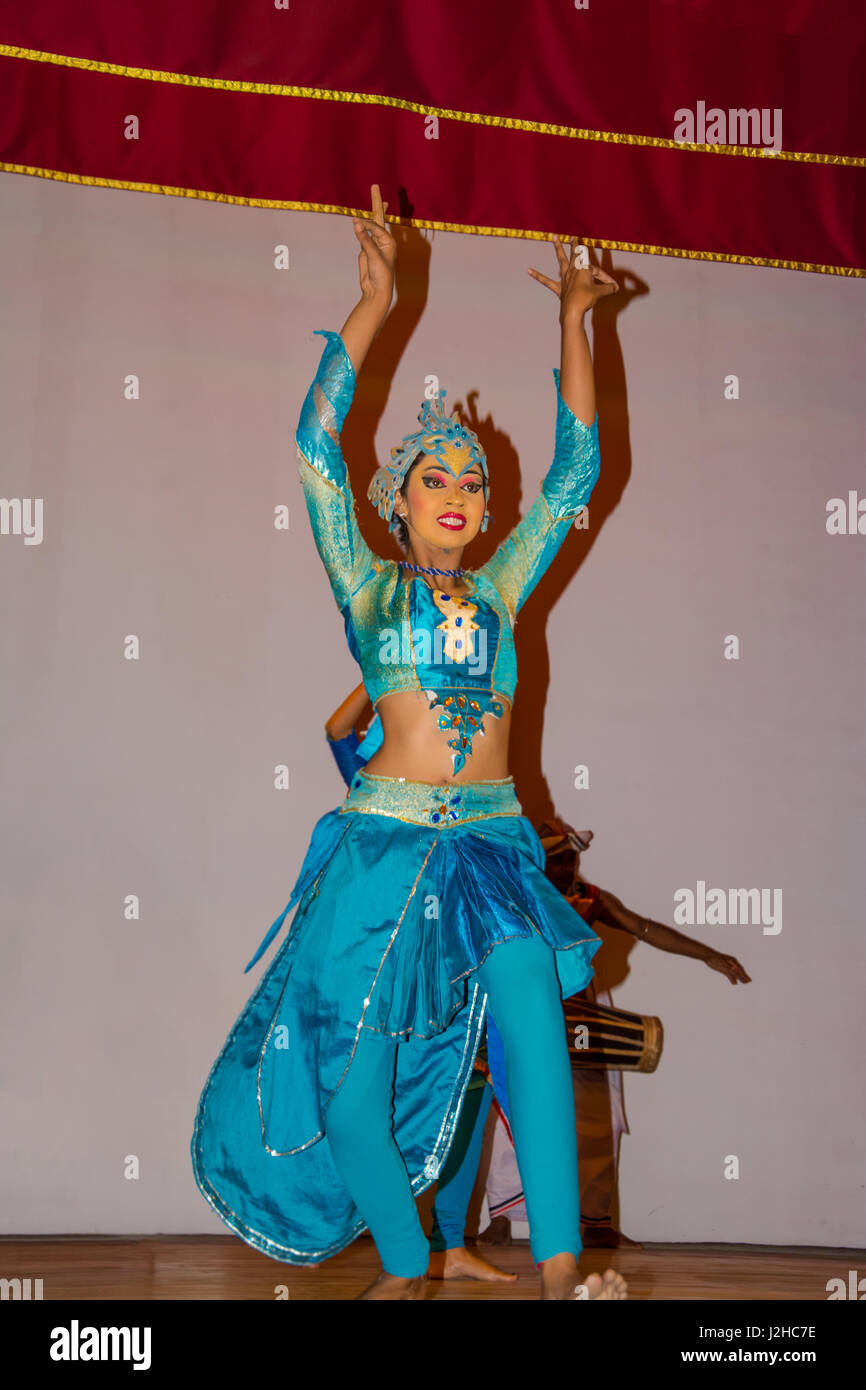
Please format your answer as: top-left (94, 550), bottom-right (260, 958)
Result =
top-left (296, 330), bottom-right (600, 774)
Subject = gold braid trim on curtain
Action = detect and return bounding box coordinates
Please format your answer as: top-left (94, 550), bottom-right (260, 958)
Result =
top-left (1, 163), bottom-right (863, 278)
top-left (1, 44), bottom-right (864, 168)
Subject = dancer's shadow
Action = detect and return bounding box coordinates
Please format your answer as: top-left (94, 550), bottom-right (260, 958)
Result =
top-left (590, 916), bottom-right (639, 996)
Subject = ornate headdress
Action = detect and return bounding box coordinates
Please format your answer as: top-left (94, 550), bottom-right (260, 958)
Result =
top-left (367, 389), bottom-right (490, 534)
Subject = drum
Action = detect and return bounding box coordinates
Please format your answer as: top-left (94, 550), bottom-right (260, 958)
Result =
top-left (563, 993), bottom-right (663, 1073)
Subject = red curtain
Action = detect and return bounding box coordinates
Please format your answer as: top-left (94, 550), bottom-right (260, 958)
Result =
top-left (1, 0), bottom-right (863, 275)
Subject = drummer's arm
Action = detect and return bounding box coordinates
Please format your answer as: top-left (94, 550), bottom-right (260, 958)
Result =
top-left (595, 889), bottom-right (716, 960)
top-left (596, 889), bottom-right (752, 985)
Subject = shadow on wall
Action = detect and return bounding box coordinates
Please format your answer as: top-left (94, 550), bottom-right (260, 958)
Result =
top-left (341, 185), bottom-right (650, 826)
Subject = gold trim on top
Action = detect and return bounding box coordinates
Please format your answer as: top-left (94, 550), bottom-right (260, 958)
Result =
top-left (0, 44), bottom-right (863, 167)
top-left (0, 162), bottom-right (862, 278)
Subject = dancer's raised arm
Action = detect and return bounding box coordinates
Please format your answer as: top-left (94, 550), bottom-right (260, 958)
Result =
top-left (294, 187), bottom-right (395, 611)
top-left (340, 185), bottom-right (396, 374)
top-left (476, 239), bottom-right (618, 620)
top-left (530, 237), bottom-right (617, 427)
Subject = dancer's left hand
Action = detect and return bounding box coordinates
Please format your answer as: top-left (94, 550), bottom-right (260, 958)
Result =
top-left (528, 237), bottom-right (619, 322)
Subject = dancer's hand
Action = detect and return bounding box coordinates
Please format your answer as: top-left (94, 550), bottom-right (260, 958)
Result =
top-left (705, 951), bottom-right (752, 985)
top-left (528, 237), bottom-right (618, 322)
top-left (352, 184), bottom-right (396, 304)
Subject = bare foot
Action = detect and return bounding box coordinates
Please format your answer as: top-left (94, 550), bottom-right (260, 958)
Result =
top-left (580, 1269), bottom-right (628, 1300)
top-left (428, 1245), bottom-right (518, 1282)
top-left (540, 1251), bottom-right (628, 1300)
top-left (357, 1271), bottom-right (427, 1300)
top-left (476, 1215), bottom-right (512, 1245)
top-left (582, 1224), bottom-right (644, 1250)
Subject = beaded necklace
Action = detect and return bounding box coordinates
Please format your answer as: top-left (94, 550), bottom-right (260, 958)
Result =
top-left (397, 560), bottom-right (467, 578)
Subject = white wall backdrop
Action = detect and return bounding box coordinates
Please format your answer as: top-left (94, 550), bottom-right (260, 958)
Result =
top-left (1, 172), bottom-right (864, 1246)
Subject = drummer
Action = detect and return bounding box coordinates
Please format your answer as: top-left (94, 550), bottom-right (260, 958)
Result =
top-left (484, 820), bottom-right (751, 1250)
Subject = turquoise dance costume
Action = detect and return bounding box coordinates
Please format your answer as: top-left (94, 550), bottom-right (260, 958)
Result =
top-left (190, 329), bottom-right (603, 1273)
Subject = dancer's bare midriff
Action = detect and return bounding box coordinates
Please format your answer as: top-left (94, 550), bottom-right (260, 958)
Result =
top-left (361, 686), bottom-right (512, 784)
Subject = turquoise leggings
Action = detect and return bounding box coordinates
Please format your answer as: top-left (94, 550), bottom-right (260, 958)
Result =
top-left (429, 1081), bottom-right (492, 1252)
top-left (324, 935), bottom-right (581, 1275)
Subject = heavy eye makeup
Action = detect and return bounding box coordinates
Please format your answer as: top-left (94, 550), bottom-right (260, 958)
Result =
top-left (421, 470), bottom-right (484, 493)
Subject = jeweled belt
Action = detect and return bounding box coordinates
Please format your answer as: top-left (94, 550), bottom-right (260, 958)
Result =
top-left (340, 768), bottom-right (522, 826)
top-left (243, 770), bottom-right (524, 973)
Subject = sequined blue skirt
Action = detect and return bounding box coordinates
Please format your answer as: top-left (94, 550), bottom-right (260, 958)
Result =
top-left (190, 770), bottom-right (601, 1264)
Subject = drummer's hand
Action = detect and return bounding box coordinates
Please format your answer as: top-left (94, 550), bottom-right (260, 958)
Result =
top-left (352, 184), bottom-right (396, 303)
top-left (529, 237), bottom-right (618, 323)
top-left (705, 951), bottom-right (752, 984)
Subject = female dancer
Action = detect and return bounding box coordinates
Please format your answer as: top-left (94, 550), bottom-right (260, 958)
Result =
top-left (191, 186), bottom-right (625, 1300)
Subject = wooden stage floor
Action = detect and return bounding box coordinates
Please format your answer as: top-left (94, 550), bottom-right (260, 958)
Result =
top-left (3, 1236), bottom-right (863, 1300)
